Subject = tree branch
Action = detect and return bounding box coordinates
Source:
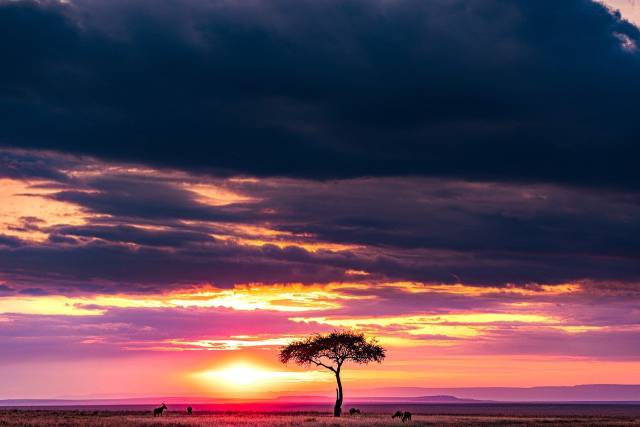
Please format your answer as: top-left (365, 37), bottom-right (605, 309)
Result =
top-left (311, 358), bottom-right (336, 372)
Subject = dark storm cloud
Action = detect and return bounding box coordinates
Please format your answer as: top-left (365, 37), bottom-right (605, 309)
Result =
top-left (0, 150), bottom-right (70, 181)
top-left (9, 232), bottom-right (548, 290)
top-left (17, 287), bottom-right (50, 296)
top-left (1, 0), bottom-right (640, 188)
top-left (0, 239), bottom-right (363, 290)
top-left (2, 150), bottom-right (640, 290)
top-left (51, 224), bottom-right (213, 247)
top-left (232, 179), bottom-right (640, 258)
top-left (8, 217), bottom-right (46, 234)
top-left (0, 234), bottom-right (22, 248)
top-left (49, 176), bottom-right (250, 222)
top-left (21, 155), bottom-right (640, 262)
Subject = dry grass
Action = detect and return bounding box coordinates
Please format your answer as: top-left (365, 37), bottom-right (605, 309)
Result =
top-left (0, 410), bottom-right (639, 427)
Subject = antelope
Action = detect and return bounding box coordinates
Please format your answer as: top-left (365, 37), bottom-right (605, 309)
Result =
top-left (153, 403), bottom-right (167, 417)
top-left (349, 408), bottom-right (361, 415)
top-left (392, 410), bottom-right (412, 422)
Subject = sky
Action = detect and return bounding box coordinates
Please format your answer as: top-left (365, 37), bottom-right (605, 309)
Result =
top-left (1, 0), bottom-right (640, 399)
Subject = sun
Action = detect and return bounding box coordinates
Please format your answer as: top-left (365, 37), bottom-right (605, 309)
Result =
top-left (199, 363), bottom-right (276, 389)
top-left (193, 362), bottom-right (328, 391)
top-left (216, 364), bottom-right (263, 386)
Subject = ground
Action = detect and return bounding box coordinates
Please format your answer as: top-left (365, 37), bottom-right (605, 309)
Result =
top-left (1, 410), bottom-right (640, 427)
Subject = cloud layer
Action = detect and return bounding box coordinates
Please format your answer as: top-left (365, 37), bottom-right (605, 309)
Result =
top-left (0, 150), bottom-right (639, 375)
top-left (2, 0), bottom-right (640, 188)
top-left (2, 149), bottom-right (640, 292)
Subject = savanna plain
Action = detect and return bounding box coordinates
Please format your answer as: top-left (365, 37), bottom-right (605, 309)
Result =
top-left (2, 405), bottom-right (640, 427)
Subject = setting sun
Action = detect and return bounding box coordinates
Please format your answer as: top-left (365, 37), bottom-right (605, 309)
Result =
top-left (194, 363), bottom-right (327, 391)
top-left (213, 364), bottom-right (264, 386)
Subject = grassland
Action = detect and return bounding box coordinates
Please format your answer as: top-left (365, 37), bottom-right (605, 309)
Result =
top-left (1, 409), bottom-right (639, 426)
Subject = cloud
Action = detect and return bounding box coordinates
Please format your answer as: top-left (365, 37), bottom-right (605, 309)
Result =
top-left (465, 327), bottom-right (640, 359)
top-left (0, 234), bottom-right (21, 248)
top-left (17, 288), bottom-right (50, 296)
top-left (1, 149), bottom-right (640, 291)
top-left (1, 281), bottom-right (639, 362)
top-left (0, 306), bottom-right (316, 362)
top-left (1, 0), bottom-right (640, 188)
top-left (0, 150), bottom-right (70, 181)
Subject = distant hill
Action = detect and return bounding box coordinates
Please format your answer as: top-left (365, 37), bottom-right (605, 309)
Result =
top-left (344, 395), bottom-right (485, 403)
top-left (415, 395), bottom-right (486, 403)
top-left (363, 384), bottom-right (640, 402)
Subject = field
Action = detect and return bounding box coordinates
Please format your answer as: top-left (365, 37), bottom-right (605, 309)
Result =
top-left (2, 404), bottom-right (640, 426)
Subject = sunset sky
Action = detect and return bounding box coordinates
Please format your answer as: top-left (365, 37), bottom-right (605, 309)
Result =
top-left (1, 0), bottom-right (640, 399)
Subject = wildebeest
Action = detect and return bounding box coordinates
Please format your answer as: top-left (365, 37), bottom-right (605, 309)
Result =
top-left (187, 406), bottom-right (193, 415)
top-left (392, 410), bottom-right (412, 422)
top-left (153, 403), bottom-right (167, 417)
top-left (349, 407), bottom-right (361, 415)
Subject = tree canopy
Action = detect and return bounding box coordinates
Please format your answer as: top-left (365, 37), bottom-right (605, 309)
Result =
top-left (280, 330), bottom-right (386, 371)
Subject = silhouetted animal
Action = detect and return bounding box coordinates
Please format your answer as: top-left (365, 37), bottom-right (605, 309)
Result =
top-left (153, 403), bottom-right (167, 417)
top-left (349, 407), bottom-right (361, 415)
top-left (392, 411), bottom-right (412, 422)
top-left (187, 406), bottom-right (193, 415)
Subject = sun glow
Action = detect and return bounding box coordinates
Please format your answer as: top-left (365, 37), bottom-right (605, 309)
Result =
top-left (194, 363), bottom-right (327, 390)
top-left (214, 364), bottom-right (261, 386)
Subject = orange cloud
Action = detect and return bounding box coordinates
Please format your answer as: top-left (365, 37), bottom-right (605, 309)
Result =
top-left (0, 178), bottom-right (87, 242)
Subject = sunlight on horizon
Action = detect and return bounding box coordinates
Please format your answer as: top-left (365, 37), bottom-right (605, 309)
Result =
top-left (193, 363), bottom-right (328, 392)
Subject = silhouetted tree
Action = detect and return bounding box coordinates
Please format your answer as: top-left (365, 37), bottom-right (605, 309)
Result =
top-left (279, 330), bottom-right (385, 417)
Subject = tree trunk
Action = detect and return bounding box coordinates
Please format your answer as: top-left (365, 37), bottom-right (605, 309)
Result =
top-left (333, 372), bottom-right (343, 417)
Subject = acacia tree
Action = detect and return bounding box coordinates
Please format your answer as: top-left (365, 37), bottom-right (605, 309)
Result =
top-left (279, 330), bottom-right (385, 417)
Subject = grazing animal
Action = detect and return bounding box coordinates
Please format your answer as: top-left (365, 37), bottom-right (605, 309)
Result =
top-left (153, 403), bottom-right (167, 417)
top-left (349, 407), bottom-right (361, 415)
top-left (392, 411), bottom-right (412, 422)
top-left (187, 406), bottom-right (193, 415)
